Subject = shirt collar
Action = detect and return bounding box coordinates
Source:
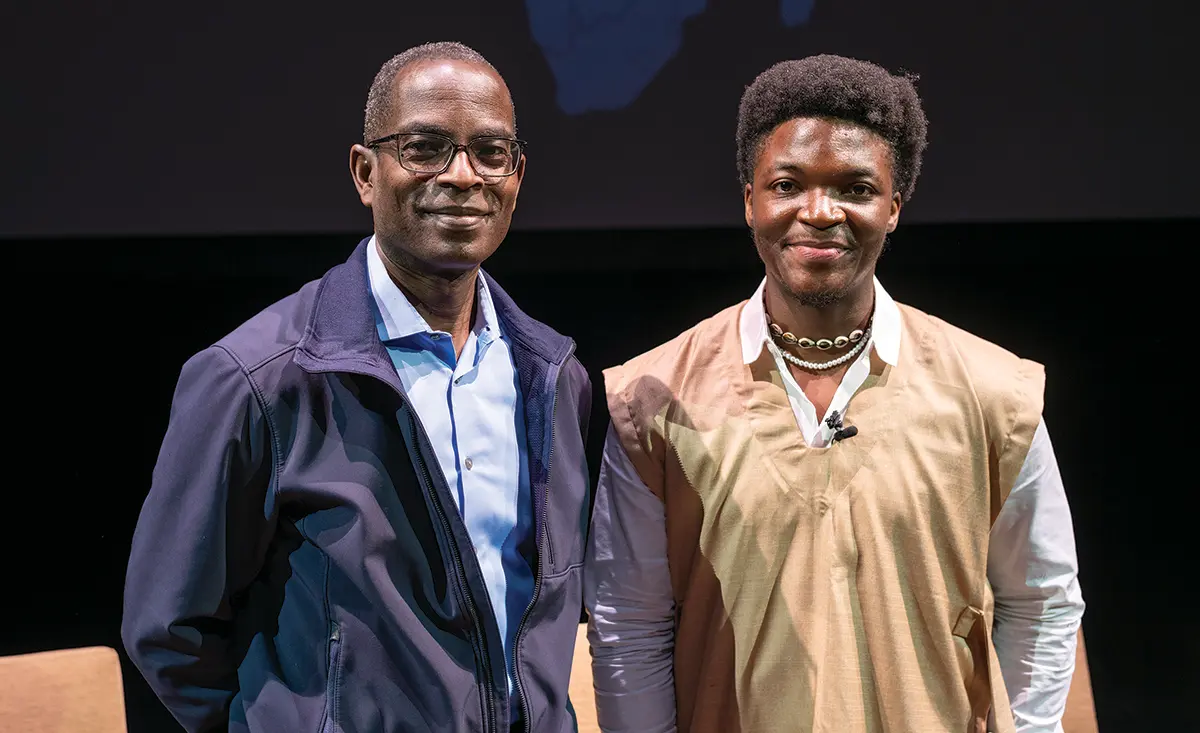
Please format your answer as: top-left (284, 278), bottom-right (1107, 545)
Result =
top-left (366, 234), bottom-right (499, 346)
top-left (739, 276), bottom-right (901, 366)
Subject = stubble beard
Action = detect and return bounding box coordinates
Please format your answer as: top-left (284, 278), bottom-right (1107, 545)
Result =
top-left (755, 232), bottom-right (855, 310)
top-left (757, 233), bottom-right (889, 311)
top-left (791, 286), bottom-right (848, 309)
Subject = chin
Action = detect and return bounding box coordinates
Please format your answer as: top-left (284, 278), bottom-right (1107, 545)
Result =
top-left (376, 232), bottom-right (487, 278)
top-left (777, 271), bottom-right (855, 308)
top-left (429, 235), bottom-right (502, 268)
top-left (783, 266), bottom-right (842, 293)
top-left (792, 288), bottom-right (849, 309)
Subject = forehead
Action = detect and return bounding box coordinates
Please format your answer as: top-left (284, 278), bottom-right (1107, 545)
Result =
top-left (389, 59), bottom-right (515, 135)
top-left (758, 117), bottom-right (892, 175)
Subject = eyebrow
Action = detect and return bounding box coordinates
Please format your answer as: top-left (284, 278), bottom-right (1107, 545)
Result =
top-left (773, 163), bottom-right (881, 180)
top-left (403, 122), bottom-right (515, 139)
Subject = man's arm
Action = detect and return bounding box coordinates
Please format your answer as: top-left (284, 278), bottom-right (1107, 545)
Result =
top-left (122, 345), bottom-right (277, 733)
top-left (989, 418), bottom-right (1086, 733)
top-left (584, 424), bottom-right (677, 733)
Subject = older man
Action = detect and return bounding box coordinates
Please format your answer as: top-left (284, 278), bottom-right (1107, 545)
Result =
top-left (123, 42), bottom-right (591, 733)
top-left (585, 55), bottom-right (1084, 733)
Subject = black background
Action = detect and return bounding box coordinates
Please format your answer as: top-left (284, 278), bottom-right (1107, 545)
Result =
top-left (2, 222), bottom-right (1195, 730)
top-left (2, 0), bottom-right (1196, 237)
top-left (1, 0), bottom-right (1197, 730)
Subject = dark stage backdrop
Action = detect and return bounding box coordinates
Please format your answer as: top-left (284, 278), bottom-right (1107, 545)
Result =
top-left (2, 1), bottom-right (1196, 727)
top-left (0, 220), bottom-right (1194, 731)
top-left (1, 0), bottom-right (1195, 238)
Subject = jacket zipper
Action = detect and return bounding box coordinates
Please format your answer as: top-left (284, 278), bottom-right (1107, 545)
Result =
top-left (322, 364), bottom-right (499, 733)
top-left (408, 407), bottom-right (498, 733)
top-left (314, 356), bottom-right (563, 733)
top-left (512, 348), bottom-right (571, 732)
top-left (321, 621), bottom-right (342, 733)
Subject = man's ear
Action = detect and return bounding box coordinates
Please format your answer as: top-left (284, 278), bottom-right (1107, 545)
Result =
top-left (886, 192), bottom-right (902, 233)
top-left (350, 144), bottom-right (376, 206)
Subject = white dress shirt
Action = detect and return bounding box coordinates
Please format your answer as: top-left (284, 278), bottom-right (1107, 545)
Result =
top-left (367, 238), bottom-right (533, 715)
top-left (584, 277), bottom-right (1085, 733)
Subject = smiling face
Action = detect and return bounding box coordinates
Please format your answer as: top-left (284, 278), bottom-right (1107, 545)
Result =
top-left (351, 58), bottom-right (524, 276)
top-left (744, 116), bottom-right (901, 308)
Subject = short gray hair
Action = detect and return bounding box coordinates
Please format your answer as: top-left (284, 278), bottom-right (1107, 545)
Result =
top-left (362, 42), bottom-right (512, 143)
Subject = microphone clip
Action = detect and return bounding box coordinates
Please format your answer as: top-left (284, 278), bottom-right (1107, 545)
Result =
top-left (825, 410), bottom-right (858, 443)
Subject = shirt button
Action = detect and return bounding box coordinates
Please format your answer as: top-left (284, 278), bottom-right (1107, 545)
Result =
top-left (464, 457), bottom-right (473, 470)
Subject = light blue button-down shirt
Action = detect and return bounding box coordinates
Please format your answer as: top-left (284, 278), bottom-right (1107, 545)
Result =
top-left (367, 237), bottom-right (533, 713)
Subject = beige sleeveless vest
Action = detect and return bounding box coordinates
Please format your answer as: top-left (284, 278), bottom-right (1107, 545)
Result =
top-left (603, 299), bottom-right (1044, 733)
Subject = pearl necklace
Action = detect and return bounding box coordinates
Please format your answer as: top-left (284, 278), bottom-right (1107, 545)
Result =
top-left (773, 325), bottom-right (872, 370)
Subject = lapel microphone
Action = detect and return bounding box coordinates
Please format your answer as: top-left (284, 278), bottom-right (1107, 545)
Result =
top-left (825, 410), bottom-right (859, 443)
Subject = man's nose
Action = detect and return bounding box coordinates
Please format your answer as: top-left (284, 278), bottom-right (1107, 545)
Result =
top-left (796, 189), bottom-right (846, 229)
top-left (436, 149), bottom-right (484, 190)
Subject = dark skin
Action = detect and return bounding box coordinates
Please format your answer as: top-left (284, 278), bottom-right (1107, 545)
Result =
top-left (744, 117), bottom-right (901, 419)
top-left (350, 59), bottom-right (525, 357)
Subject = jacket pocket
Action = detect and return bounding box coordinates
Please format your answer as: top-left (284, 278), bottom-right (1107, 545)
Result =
top-left (320, 621), bottom-right (343, 733)
top-left (952, 606), bottom-right (992, 733)
top-left (544, 469), bottom-right (589, 575)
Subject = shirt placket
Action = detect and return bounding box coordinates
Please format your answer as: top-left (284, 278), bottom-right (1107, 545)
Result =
top-left (450, 332), bottom-right (488, 490)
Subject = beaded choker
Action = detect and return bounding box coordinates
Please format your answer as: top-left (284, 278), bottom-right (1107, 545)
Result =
top-left (767, 316), bottom-right (874, 371)
top-left (768, 318), bottom-right (871, 351)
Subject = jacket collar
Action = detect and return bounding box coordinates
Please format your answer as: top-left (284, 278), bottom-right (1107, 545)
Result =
top-left (480, 270), bottom-right (574, 366)
top-left (295, 237), bottom-right (574, 375)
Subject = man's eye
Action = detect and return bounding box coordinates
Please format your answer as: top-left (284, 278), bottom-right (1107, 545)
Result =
top-left (474, 144), bottom-right (507, 161)
top-left (402, 140), bottom-right (448, 159)
top-left (773, 180), bottom-right (796, 193)
top-left (849, 183), bottom-right (875, 197)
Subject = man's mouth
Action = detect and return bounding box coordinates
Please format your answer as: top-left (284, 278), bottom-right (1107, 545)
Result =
top-left (421, 207), bottom-right (491, 230)
top-left (783, 239), bottom-right (852, 263)
top-left (424, 206), bottom-right (490, 217)
top-left (784, 239), bottom-right (848, 250)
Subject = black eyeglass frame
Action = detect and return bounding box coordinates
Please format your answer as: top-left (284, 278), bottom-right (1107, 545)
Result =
top-left (365, 131), bottom-right (527, 177)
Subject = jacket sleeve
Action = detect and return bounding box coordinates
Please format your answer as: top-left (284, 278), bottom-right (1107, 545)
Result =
top-left (574, 358), bottom-right (593, 450)
top-left (121, 345), bottom-right (278, 733)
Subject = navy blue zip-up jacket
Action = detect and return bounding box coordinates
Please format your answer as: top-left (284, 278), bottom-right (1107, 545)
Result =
top-left (122, 239), bottom-right (592, 733)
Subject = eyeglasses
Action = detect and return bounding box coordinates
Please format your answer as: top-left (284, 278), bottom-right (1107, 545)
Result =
top-left (365, 131), bottom-right (525, 178)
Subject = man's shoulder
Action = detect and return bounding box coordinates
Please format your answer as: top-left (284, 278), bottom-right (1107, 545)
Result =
top-left (894, 302), bottom-right (1046, 497)
top-left (210, 277), bottom-right (322, 375)
top-left (603, 301), bottom-right (745, 393)
top-left (896, 301), bottom-right (1037, 372)
top-left (481, 271), bottom-right (577, 364)
top-left (895, 301), bottom-right (1045, 415)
